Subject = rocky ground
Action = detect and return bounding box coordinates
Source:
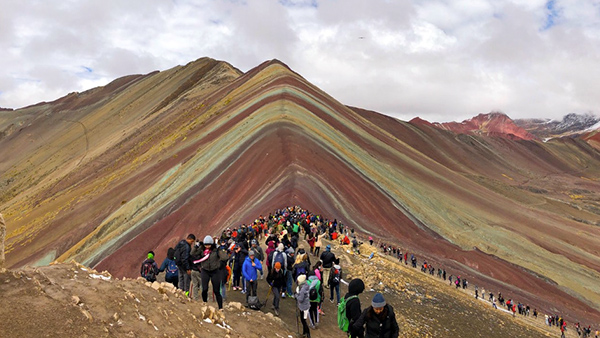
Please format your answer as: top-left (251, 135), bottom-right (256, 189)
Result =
top-left (0, 237), bottom-right (582, 337)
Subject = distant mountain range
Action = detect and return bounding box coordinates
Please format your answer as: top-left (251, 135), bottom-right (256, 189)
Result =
top-left (412, 112), bottom-right (600, 142)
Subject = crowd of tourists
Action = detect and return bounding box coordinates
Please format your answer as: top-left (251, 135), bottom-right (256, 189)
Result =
top-left (140, 206), bottom-right (400, 338)
top-left (139, 206), bottom-right (596, 338)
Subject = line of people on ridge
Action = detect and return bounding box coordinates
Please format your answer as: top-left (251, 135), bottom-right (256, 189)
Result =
top-left (376, 241), bottom-right (599, 337)
top-left (139, 206), bottom-right (400, 338)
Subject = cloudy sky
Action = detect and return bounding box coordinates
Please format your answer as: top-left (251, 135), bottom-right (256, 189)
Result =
top-left (1, 0), bottom-right (599, 122)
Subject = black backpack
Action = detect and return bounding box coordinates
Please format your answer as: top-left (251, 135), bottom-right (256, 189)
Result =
top-left (141, 261), bottom-right (156, 282)
top-left (247, 296), bottom-right (262, 310)
top-left (174, 241), bottom-right (186, 266)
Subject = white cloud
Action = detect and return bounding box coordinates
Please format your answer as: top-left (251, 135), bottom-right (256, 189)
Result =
top-left (0, 0), bottom-right (599, 122)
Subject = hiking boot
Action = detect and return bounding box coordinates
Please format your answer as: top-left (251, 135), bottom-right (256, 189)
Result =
top-left (274, 308), bottom-right (279, 316)
top-left (281, 292), bottom-right (286, 298)
top-left (329, 298), bottom-right (334, 303)
top-left (287, 292), bottom-right (294, 298)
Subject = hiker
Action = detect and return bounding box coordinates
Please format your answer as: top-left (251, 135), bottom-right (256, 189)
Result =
top-left (140, 251), bottom-right (159, 282)
top-left (0, 213), bottom-right (5, 270)
top-left (250, 239), bottom-right (265, 279)
top-left (230, 244), bottom-right (248, 291)
top-left (320, 245), bottom-right (339, 289)
top-left (158, 247), bottom-right (179, 288)
top-left (329, 264), bottom-right (342, 304)
top-left (174, 234), bottom-right (195, 293)
top-left (312, 261), bottom-right (325, 315)
top-left (267, 261), bottom-right (286, 316)
top-left (314, 231), bottom-right (325, 257)
top-left (196, 235), bottom-right (228, 309)
top-left (268, 243), bottom-right (289, 297)
top-left (285, 247), bottom-right (296, 296)
top-left (345, 278), bottom-right (366, 338)
top-left (293, 252), bottom-right (310, 281)
top-left (242, 250), bottom-right (263, 305)
top-left (189, 240), bottom-right (203, 300)
top-left (369, 236), bottom-right (373, 246)
top-left (307, 275), bottom-right (322, 329)
top-left (296, 275), bottom-right (312, 338)
top-left (353, 293), bottom-right (399, 338)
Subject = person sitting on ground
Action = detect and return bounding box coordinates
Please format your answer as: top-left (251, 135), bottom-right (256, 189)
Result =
top-left (296, 274), bottom-right (312, 338)
top-left (345, 278), bottom-right (366, 338)
top-left (158, 247), bottom-right (179, 288)
top-left (140, 251), bottom-right (159, 282)
top-left (266, 261), bottom-right (286, 316)
top-left (242, 250), bottom-right (263, 304)
top-left (352, 293), bottom-right (399, 338)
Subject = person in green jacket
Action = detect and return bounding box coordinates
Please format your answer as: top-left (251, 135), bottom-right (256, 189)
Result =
top-left (306, 275), bottom-right (321, 329)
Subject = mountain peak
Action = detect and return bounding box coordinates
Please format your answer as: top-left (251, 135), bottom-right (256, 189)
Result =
top-left (432, 112), bottom-right (536, 140)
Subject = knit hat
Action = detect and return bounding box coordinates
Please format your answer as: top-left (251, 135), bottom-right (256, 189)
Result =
top-left (147, 252), bottom-right (154, 260)
top-left (274, 262), bottom-right (282, 269)
top-left (203, 235), bottom-right (214, 245)
top-left (372, 293), bottom-right (386, 308)
top-left (277, 243), bottom-right (284, 251)
top-left (297, 274), bottom-right (306, 284)
top-left (326, 245), bottom-right (331, 251)
top-left (248, 250), bottom-right (255, 256)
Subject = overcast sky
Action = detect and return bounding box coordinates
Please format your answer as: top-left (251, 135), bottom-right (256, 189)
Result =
top-left (1, 0), bottom-right (599, 122)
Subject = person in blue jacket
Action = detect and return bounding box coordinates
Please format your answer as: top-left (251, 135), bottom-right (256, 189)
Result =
top-left (242, 250), bottom-right (263, 303)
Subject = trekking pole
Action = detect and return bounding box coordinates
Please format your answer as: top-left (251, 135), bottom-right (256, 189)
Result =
top-left (228, 260), bottom-right (234, 291)
top-left (295, 300), bottom-right (300, 336)
top-left (264, 286), bottom-right (273, 306)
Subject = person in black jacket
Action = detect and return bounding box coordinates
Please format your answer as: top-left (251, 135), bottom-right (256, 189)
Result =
top-left (230, 244), bottom-right (248, 291)
top-left (353, 293), bottom-right (399, 338)
top-left (345, 278), bottom-right (365, 338)
top-left (320, 245), bottom-right (338, 289)
top-left (266, 261), bottom-right (286, 316)
top-left (174, 234), bottom-right (195, 294)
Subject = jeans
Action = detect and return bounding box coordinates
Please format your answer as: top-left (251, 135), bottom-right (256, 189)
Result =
top-left (314, 246), bottom-right (320, 257)
top-left (233, 268), bottom-right (242, 288)
top-left (272, 286), bottom-right (281, 309)
top-left (330, 283), bottom-right (340, 303)
top-left (201, 269), bottom-right (223, 309)
top-left (178, 269), bottom-right (191, 293)
top-left (286, 270), bottom-right (293, 295)
top-left (191, 270), bottom-right (202, 300)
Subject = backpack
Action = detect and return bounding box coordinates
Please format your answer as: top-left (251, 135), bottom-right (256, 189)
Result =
top-left (174, 241), bottom-right (186, 266)
top-left (338, 295), bottom-right (357, 332)
top-left (272, 251), bottom-right (287, 271)
top-left (141, 261), bottom-right (156, 282)
top-left (331, 268), bottom-right (341, 285)
top-left (308, 280), bottom-right (319, 301)
top-left (247, 295), bottom-right (262, 310)
top-left (165, 259), bottom-right (178, 279)
top-left (295, 263), bottom-right (307, 277)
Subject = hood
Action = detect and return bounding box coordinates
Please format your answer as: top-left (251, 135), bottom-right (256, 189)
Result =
top-left (268, 241), bottom-right (275, 249)
top-left (348, 278), bottom-right (365, 295)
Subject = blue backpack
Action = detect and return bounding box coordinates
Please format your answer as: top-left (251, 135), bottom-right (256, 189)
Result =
top-left (166, 259), bottom-right (178, 279)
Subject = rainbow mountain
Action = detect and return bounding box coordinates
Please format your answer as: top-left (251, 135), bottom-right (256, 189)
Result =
top-left (1, 57), bottom-right (600, 323)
